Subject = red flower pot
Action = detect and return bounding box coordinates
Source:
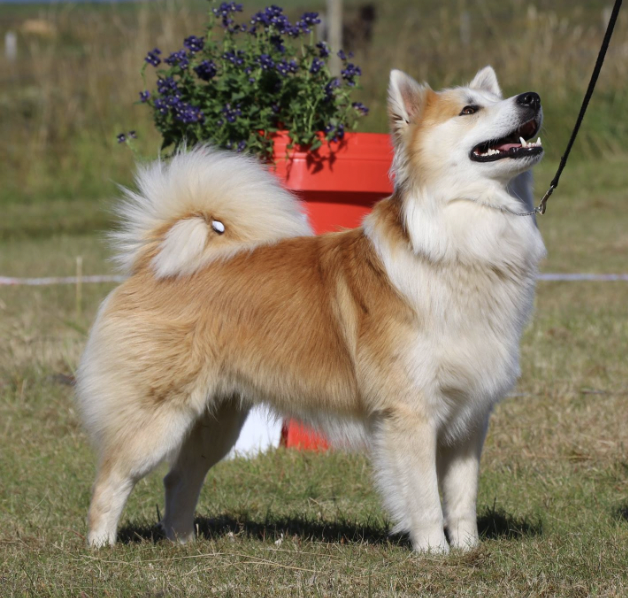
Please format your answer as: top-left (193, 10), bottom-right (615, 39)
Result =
top-left (272, 131), bottom-right (394, 233)
top-left (270, 131), bottom-right (394, 449)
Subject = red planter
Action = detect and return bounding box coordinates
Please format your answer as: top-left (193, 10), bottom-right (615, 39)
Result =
top-left (271, 131), bottom-right (394, 233)
top-left (271, 131), bottom-right (394, 449)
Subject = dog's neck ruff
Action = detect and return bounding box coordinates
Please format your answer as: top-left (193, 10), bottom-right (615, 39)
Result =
top-left (457, 197), bottom-right (541, 217)
top-left (365, 186), bottom-right (546, 277)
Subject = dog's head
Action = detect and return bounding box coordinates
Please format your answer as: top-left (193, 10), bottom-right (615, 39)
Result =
top-left (388, 66), bottom-right (543, 191)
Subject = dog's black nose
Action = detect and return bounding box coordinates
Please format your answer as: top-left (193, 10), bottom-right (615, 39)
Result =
top-left (516, 91), bottom-right (541, 110)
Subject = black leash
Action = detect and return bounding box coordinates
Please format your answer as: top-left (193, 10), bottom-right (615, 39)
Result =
top-left (536, 0), bottom-right (623, 215)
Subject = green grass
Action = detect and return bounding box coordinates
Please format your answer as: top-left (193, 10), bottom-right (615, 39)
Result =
top-left (1, 158), bottom-right (628, 596)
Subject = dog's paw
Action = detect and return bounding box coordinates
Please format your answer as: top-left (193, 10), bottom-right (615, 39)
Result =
top-left (160, 520), bottom-right (195, 544)
top-left (446, 519), bottom-right (480, 552)
top-left (411, 530), bottom-right (450, 555)
top-left (87, 531), bottom-right (116, 548)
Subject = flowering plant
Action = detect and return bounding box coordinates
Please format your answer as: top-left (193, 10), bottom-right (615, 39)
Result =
top-left (137, 2), bottom-right (368, 159)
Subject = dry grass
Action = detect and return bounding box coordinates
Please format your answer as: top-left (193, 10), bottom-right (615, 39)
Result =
top-left (1, 158), bottom-right (628, 596)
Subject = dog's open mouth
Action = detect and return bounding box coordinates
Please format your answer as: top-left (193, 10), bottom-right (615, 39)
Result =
top-left (471, 118), bottom-right (543, 162)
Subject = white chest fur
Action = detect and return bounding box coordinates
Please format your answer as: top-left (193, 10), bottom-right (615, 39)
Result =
top-left (365, 196), bottom-right (546, 442)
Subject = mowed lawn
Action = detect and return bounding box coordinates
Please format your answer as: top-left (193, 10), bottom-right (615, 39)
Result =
top-left (1, 158), bottom-right (627, 596)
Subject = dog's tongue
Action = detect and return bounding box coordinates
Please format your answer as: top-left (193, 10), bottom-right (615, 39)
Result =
top-left (494, 142), bottom-right (521, 152)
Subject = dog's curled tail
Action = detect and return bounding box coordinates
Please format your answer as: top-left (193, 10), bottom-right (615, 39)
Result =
top-left (110, 146), bottom-right (312, 278)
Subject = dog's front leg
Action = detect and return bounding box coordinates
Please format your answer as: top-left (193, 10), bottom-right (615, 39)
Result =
top-left (372, 411), bottom-right (449, 554)
top-left (437, 415), bottom-right (490, 551)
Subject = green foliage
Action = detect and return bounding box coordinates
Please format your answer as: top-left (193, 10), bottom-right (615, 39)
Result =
top-left (139, 2), bottom-right (368, 159)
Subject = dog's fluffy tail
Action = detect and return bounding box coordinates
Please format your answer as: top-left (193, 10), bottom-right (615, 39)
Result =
top-left (111, 146), bottom-right (312, 278)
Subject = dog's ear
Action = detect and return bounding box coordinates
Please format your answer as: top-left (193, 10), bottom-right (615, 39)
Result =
top-left (469, 66), bottom-right (502, 97)
top-left (388, 70), bottom-right (429, 143)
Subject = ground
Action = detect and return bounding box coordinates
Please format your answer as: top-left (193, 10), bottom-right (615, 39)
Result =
top-left (1, 157), bottom-right (627, 597)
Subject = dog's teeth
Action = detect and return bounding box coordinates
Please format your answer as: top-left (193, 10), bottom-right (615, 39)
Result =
top-left (537, 137), bottom-right (541, 146)
top-left (519, 137), bottom-right (527, 147)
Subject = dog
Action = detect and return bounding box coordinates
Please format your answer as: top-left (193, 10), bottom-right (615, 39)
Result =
top-left (76, 66), bottom-right (546, 552)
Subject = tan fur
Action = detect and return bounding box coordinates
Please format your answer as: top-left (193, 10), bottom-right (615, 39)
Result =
top-left (78, 68), bottom-right (546, 553)
top-left (80, 198), bottom-right (423, 548)
top-left (100, 201), bottom-right (413, 421)
top-left (406, 90), bottom-right (473, 187)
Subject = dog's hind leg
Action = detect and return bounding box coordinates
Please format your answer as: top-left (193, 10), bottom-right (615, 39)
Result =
top-left (371, 410), bottom-right (449, 554)
top-left (87, 406), bottom-right (198, 547)
top-left (161, 400), bottom-right (249, 543)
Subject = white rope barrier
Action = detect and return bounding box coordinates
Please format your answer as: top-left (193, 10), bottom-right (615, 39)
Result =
top-left (0, 273), bottom-right (627, 286)
top-left (537, 273), bottom-right (628, 281)
top-left (0, 275), bottom-right (126, 286)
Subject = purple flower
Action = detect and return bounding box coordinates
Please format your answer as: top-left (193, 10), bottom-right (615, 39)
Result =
top-left (221, 103), bottom-right (242, 123)
top-left (337, 49), bottom-right (347, 61)
top-left (331, 123), bottom-right (345, 142)
top-left (213, 1), bottom-right (243, 27)
top-left (213, 1), bottom-right (243, 16)
top-left (174, 102), bottom-right (204, 124)
top-left (144, 48), bottom-right (161, 67)
top-left (165, 50), bottom-right (189, 69)
top-left (294, 11), bottom-right (320, 34)
top-left (323, 78), bottom-right (341, 101)
top-left (194, 60), bottom-right (217, 81)
top-left (310, 57), bottom-right (324, 74)
top-left (270, 34), bottom-right (285, 53)
top-left (276, 59), bottom-right (298, 77)
top-left (183, 35), bottom-right (204, 54)
top-left (154, 98), bottom-right (169, 115)
top-left (341, 63), bottom-right (361, 86)
top-left (352, 101), bottom-right (369, 115)
top-left (129, 130), bottom-right (137, 139)
top-left (139, 90), bottom-right (150, 102)
top-left (237, 140), bottom-right (247, 152)
top-left (251, 5), bottom-right (292, 34)
top-left (316, 41), bottom-right (330, 58)
top-left (258, 54), bottom-right (275, 70)
top-left (116, 133), bottom-right (126, 143)
top-left (223, 50), bottom-right (245, 66)
top-left (157, 77), bottom-right (178, 95)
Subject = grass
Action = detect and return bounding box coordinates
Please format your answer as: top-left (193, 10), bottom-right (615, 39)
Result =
top-left (1, 158), bottom-right (628, 596)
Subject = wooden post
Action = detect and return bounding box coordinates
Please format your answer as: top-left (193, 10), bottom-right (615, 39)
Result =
top-left (5, 32), bottom-right (17, 62)
top-left (327, 0), bottom-right (343, 78)
top-left (458, 0), bottom-right (470, 47)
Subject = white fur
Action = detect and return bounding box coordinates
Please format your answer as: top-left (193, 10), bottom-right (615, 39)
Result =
top-left (470, 65), bottom-right (502, 97)
top-left (362, 67), bottom-right (546, 550)
top-left (111, 146), bottom-right (312, 277)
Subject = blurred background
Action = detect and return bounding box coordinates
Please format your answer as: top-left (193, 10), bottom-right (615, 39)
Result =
top-left (1, 0), bottom-right (627, 238)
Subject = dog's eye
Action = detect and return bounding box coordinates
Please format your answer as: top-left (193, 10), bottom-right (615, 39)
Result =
top-left (460, 105), bottom-right (480, 116)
